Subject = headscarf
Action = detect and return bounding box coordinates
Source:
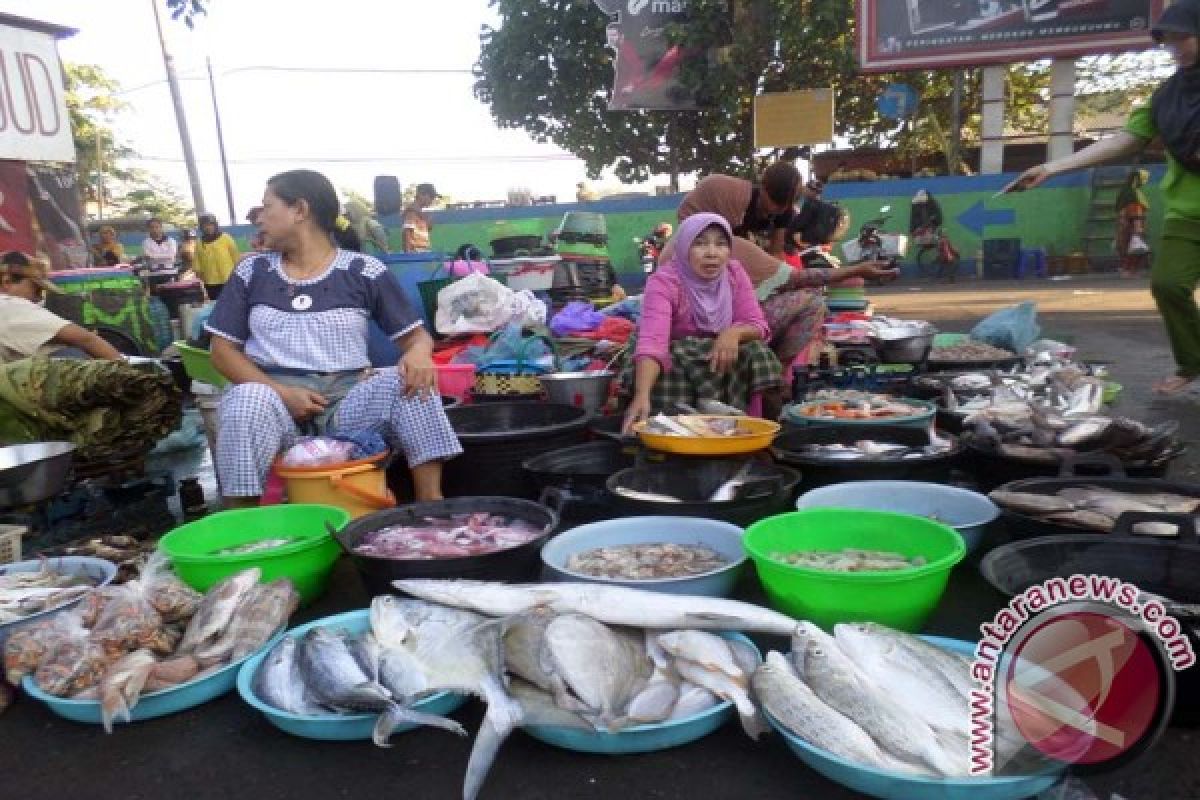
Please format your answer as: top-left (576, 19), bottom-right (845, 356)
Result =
top-left (667, 212), bottom-right (734, 334)
top-left (198, 213), bottom-right (220, 243)
top-left (1150, 0), bottom-right (1200, 173)
top-left (1114, 169), bottom-right (1151, 212)
top-left (672, 174), bottom-right (780, 284)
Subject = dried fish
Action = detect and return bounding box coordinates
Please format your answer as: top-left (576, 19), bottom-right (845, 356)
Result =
top-left (211, 538), bottom-right (300, 556)
top-left (771, 548), bottom-right (926, 572)
top-left (565, 544), bottom-right (731, 580)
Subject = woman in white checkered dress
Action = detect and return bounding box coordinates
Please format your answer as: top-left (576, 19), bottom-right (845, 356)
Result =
top-left (205, 170), bottom-right (462, 506)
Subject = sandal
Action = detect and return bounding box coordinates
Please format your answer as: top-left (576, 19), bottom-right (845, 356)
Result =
top-left (1154, 375), bottom-right (1194, 395)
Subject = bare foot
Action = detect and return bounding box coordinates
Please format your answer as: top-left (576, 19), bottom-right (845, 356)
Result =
top-left (1154, 375), bottom-right (1193, 395)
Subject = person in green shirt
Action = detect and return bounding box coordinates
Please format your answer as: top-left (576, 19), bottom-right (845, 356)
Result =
top-left (1009, 0), bottom-right (1200, 396)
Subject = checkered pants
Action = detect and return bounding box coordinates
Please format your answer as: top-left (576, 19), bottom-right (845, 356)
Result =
top-left (215, 368), bottom-right (463, 497)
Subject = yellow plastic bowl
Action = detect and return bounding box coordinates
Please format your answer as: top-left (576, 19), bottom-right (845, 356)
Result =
top-left (633, 416), bottom-right (781, 456)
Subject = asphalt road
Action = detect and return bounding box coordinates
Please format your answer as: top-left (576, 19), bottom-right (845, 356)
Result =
top-left (4, 275), bottom-right (1197, 799)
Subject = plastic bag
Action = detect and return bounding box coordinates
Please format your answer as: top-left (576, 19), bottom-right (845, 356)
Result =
top-left (1128, 234), bottom-right (1150, 256)
top-left (5, 614), bottom-right (67, 683)
top-left (435, 272), bottom-right (546, 335)
top-left (970, 302), bottom-right (1041, 354)
top-left (461, 323), bottom-right (554, 371)
top-left (280, 437), bottom-right (358, 468)
top-left (550, 301), bottom-right (605, 337)
top-left (139, 552), bottom-right (203, 625)
top-left (32, 610), bottom-right (113, 696)
top-left (89, 574), bottom-right (167, 658)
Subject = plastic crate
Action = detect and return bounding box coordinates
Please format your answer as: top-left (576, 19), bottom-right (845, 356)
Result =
top-left (176, 340), bottom-right (228, 388)
top-left (0, 524), bottom-right (24, 565)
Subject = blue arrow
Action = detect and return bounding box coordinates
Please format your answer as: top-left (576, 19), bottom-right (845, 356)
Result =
top-left (956, 200), bottom-right (1016, 236)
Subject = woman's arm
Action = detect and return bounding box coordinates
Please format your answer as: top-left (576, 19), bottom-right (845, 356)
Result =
top-left (53, 323), bottom-right (123, 361)
top-left (210, 336), bottom-right (327, 420)
top-left (394, 325), bottom-right (436, 396)
top-left (622, 357), bottom-right (662, 433)
top-left (1007, 132), bottom-right (1147, 191)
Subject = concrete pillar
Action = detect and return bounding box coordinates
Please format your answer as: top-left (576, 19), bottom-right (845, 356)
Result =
top-left (980, 66), bottom-right (1006, 175)
top-left (1048, 58), bottom-right (1077, 162)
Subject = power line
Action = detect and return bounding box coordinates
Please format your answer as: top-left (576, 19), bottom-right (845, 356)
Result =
top-left (114, 64), bottom-right (473, 95)
top-left (127, 153), bottom-right (579, 165)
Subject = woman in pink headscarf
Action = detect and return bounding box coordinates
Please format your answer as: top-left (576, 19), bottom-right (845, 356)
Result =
top-left (621, 213), bottom-right (783, 432)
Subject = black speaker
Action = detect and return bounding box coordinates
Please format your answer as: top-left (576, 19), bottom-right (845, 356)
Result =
top-left (373, 176), bottom-right (403, 218)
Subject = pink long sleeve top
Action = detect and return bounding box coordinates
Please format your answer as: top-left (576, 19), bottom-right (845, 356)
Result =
top-left (634, 260), bottom-right (770, 372)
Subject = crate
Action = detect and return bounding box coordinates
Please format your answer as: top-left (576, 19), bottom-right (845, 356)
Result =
top-left (0, 524), bottom-right (25, 565)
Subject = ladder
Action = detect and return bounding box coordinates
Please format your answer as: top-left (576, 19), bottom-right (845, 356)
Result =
top-left (1080, 166), bottom-right (1131, 273)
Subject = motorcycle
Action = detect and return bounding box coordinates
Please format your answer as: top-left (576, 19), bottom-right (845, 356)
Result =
top-left (841, 205), bottom-right (908, 283)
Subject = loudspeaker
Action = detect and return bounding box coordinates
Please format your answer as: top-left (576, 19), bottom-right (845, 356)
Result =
top-left (373, 176), bottom-right (403, 218)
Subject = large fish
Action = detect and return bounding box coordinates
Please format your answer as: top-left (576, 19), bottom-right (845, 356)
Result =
top-left (254, 637), bottom-right (322, 715)
top-left (540, 613), bottom-right (653, 729)
top-left (297, 627), bottom-right (466, 746)
top-left (393, 580), bottom-right (801, 635)
top-left (177, 569), bottom-right (261, 656)
top-left (194, 579), bottom-right (298, 666)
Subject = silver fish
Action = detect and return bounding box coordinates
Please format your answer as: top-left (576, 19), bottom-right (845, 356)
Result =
top-left (612, 487), bottom-right (684, 504)
top-left (988, 489), bottom-right (1076, 516)
top-left (667, 682), bottom-right (720, 720)
top-left (177, 568), bottom-right (261, 655)
top-left (393, 579), bottom-right (801, 636)
top-left (507, 678), bottom-right (593, 731)
top-left (502, 608), bottom-right (560, 693)
top-left (254, 637), bottom-right (323, 716)
top-left (1058, 417), bottom-right (1112, 447)
top-left (626, 678), bottom-right (680, 724)
top-left (540, 613), bottom-right (653, 729)
top-left (656, 631), bottom-right (745, 685)
top-left (752, 651), bottom-right (903, 771)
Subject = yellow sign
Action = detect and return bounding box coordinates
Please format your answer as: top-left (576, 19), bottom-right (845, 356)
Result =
top-left (753, 90), bottom-right (834, 148)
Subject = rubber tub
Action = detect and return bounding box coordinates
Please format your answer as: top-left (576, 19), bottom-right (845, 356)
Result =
top-left (522, 441), bottom-right (634, 525)
top-left (743, 509), bottom-right (965, 631)
top-left (335, 496), bottom-right (559, 595)
top-left (440, 403), bottom-right (589, 499)
top-left (773, 425), bottom-right (962, 488)
top-left (158, 504), bottom-right (349, 604)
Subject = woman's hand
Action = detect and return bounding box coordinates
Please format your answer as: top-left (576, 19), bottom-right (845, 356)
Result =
top-left (622, 394), bottom-right (653, 434)
top-left (276, 385), bottom-right (328, 421)
top-left (851, 260), bottom-right (900, 284)
top-left (1002, 164), bottom-right (1050, 194)
top-left (710, 329), bottom-right (741, 374)
top-left (400, 348), bottom-right (438, 397)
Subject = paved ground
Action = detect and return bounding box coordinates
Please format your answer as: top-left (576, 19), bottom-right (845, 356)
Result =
top-left (4, 276), bottom-right (1197, 799)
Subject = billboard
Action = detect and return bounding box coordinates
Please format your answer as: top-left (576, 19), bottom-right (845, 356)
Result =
top-left (593, 0), bottom-right (729, 111)
top-left (857, 0), bottom-right (1165, 72)
top-left (0, 24), bottom-right (74, 162)
top-left (0, 161), bottom-right (87, 269)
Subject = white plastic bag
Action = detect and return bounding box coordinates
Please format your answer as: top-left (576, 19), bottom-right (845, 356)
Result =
top-left (1127, 234), bottom-right (1150, 256)
top-left (435, 272), bottom-right (547, 335)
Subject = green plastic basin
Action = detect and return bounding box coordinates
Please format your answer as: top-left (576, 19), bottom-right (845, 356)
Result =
top-left (742, 509), bottom-right (965, 631)
top-left (158, 504), bottom-right (349, 605)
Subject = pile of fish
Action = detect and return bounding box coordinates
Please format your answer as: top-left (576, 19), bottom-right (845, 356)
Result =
top-left (380, 579), bottom-right (802, 800)
top-left (928, 341), bottom-right (1015, 363)
top-left (792, 435), bottom-right (953, 462)
top-left (565, 543), bottom-right (731, 580)
top-left (964, 406), bottom-right (1181, 466)
top-left (0, 562), bottom-right (98, 624)
top-left (36, 535), bottom-right (157, 583)
top-left (771, 549), bottom-right (926, 572)
top-left (4, 556), bottom-right (297, 732)
top-left (790, 390), bottom-right (928, 421)
top-left (643, 414), bottom-right (742, 437)
top-left (352, 514), bottom-right (544, 560)
top-left (213, 537), bottom-right (301, 556)
top-left (612, 462), bottom-right (778, 505)
top-left (924, 364), bottom-right (1109, 418)
top-left (990, 485), bottom-right (1200, 534)
top-left (755, 622), bottom-right (1044, 778)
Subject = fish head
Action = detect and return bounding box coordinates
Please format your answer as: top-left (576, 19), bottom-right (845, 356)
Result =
top-left (370, 595), bottom-right (412, 646)
top-left (763, 650), bottom-right (793, 675)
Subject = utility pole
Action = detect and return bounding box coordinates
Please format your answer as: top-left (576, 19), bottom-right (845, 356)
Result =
top-left (948, 70), bottom-right (963, 177)
top-left (94, 126), bottom-right (104, 219)
top-left (151, 0), bottom-right (206, 214)
top-left (207, 57), bottom-right (237, 224)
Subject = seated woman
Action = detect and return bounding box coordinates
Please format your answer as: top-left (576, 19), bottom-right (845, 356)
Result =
top-left (621, 213), bottom-right (782, 432)
top-left (664, 170), bottom-right (897, 377)
top-left (206, 169), bottom-right (462, 507)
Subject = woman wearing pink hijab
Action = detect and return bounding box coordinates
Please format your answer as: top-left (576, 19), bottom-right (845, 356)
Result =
top-left (621, 213), bottom-right (782, 432)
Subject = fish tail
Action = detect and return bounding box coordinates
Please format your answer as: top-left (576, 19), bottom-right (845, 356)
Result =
top-left (463, 698), bottom-right (522, 800)
top-left (372, 703), bottom-right (467, 747)
top-left (100, 691), bottom-right (128, 735)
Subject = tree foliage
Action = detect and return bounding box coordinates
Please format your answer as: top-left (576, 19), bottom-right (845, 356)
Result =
top-left (475, 0), bottom-right (1166, 180)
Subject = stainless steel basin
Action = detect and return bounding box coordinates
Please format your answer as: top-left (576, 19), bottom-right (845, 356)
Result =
top-left (0, 442), bottom-right (75, 507)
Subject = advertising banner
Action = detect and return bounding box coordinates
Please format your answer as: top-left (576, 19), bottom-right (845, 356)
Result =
top-left (0, 24), bottom-right (74, 162)
top-left (857, 0), bottom-right (1165, 72)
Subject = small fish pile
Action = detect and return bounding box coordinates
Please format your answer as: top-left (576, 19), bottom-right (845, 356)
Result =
top-left (353, 514), bottom-right (543, 560)
top-left (4, 555), bottom-right (297, 732)
top-left (0, 563), bottom-right (97, 624)
top-left (928, 341), bottom-right (1015, 363)
top-left (965, 406), bottom-right (1180, 466)
top-left (925, 364), bottom-right (1108, 418)
top-left (791, 390), bottom-right (928, 421)
top-left (794, 436), bottom-right (952, 461)
top-left (771, 548), bottom-right (926, 572)
top-left (754, 622), bottom-right (1043, 778)
top-left (36, 535), bottom-right (157, 583)
top-left (565, 543), bottom-right (731, 580)
top-left (372, 581), bottom-right (793, 799)
top-left (212, 537), bottom-right (300, 556)
top-left (644, 414), bottom-right (742, 437)
top-left (990, 485), bottom-right (1200, 534)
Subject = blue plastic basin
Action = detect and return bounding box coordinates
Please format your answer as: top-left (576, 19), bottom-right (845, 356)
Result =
top-left (767, 636), bottom-right (1065, 800)
top-left (236, 609), bottom-right (465, 741)
top-left (539, 516), bottom-right (746, 597)
top-left (0, 556), bottom-right (117, 650)
top-left (521, 632), bottom-right (759, 754)
top-left (795, 481), bottom-right (999, 555)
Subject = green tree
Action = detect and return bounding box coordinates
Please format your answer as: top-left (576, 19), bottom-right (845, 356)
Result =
top-left (65, 63), bottom-right (136, 202)
top-left (342, 187), bottom-right (375, 213)
top-left (475, 0), bottom-right (1167, 180)
top-left (115, 178), bottom-right (194, 228)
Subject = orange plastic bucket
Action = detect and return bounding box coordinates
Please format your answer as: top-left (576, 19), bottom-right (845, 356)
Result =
top-left (273, 451), bottom-right (395, 520)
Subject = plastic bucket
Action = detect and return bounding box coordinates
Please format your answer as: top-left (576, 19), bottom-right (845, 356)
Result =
top-left (436, 363), bottom-right (476, 401)
top-left (274, 452), bottom-right (395, 520)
